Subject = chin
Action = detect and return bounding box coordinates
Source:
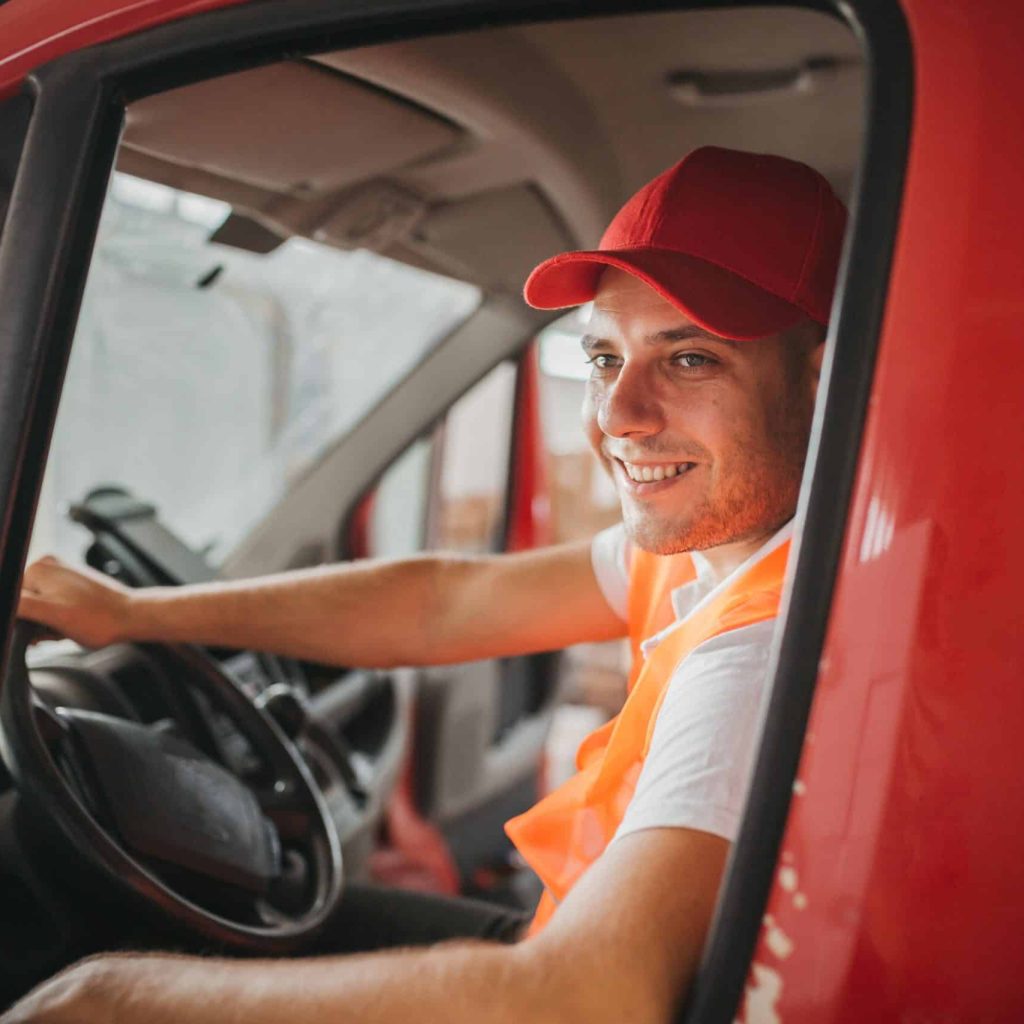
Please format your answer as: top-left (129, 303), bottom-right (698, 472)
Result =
top-left (623, 505), bottom-right (784, 556)
top-left (622, 510), bottom-right (699, 556)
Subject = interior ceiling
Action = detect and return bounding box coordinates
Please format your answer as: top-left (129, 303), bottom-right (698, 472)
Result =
top-left (120, 6), bottom-right (864, 299)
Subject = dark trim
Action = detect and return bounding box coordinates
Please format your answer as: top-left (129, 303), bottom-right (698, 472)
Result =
top-left (0, 92), bottom-right (33, 239)
top-left (679, 2), bottom-right (914, 1021)
top-left (12, 0), bottom-right (838, 112)
top-left (0, 69), bottom-right (123, 646)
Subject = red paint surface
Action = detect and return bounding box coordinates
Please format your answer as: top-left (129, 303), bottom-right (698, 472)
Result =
top-left (741, 2), bottom-right (1024, 1020)
top-left (370, 757), bottom-right (461, 896)
top-left (0, 0), bottom-right (248, 100)
top-left (507, 344), bottom-right (553, 553)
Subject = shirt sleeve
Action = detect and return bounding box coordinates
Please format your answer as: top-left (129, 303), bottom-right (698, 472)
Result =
top-left (612, 618), bottom-right (777, 844)
top-left (590, 523), bottom-right (632, 621)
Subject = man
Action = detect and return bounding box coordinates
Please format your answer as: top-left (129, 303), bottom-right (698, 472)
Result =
top-left (4, 146), bottom-right (845, 1022)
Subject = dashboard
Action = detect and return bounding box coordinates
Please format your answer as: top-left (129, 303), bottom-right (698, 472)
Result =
top-left (65, 485), bottom-right (408, 842)
top-left (23, 631), bottom-right (398, 846)
top-left (0, 488), bottom-right (410, 1004)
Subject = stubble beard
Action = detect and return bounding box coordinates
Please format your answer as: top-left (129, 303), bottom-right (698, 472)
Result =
top-left (622, 459), bottom-right (802, 555)
top-left (621, 401), bottom-right (813, 557)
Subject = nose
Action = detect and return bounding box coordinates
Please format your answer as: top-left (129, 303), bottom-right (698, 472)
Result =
top-left (595, 361), bottom-right (666, 438)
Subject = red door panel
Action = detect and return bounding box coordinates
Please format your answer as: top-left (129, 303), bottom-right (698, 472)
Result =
top-left (0, 0), bottom-right (249, 100)
top-left (745, 3), bottom-right (1024, 1020)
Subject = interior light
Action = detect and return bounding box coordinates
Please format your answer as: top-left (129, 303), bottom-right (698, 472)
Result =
top-left (667, 57), bottom-right (855, 106)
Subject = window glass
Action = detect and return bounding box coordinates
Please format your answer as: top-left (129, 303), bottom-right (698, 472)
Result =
top-left (430, 362), bottom-right (518, 553)
top-left (30, 173), bottom-right (480, 567)
top-left (366, 437), bottom-right (435, 560)
top-left (536, 315), bottom-right (628, 786)
top-left (365, 360), bottom-right (518, 563)
top-left (537, 310), bottom-right (620, 544)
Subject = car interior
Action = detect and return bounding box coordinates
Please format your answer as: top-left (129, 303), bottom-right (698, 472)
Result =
top-left (0, 3), bottom-right (868, 1007)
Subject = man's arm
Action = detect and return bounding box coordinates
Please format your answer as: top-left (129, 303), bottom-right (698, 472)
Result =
top-left (18, 541), bottom-right (626, 667)
top-left (1, 827), bottom-right (728, 1024)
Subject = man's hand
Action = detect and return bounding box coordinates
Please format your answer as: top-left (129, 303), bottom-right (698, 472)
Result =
top-left (19, 555), bottom-right (132, 648)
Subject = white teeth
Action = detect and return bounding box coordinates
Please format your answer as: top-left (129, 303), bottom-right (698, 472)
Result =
top-left (622, 461), bottom-right (689, 482)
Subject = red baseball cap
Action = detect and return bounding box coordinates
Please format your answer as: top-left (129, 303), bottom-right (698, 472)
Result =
top-left (524, 146), bottom-right (847, 340)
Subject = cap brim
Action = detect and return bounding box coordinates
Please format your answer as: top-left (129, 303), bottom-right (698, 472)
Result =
top-left (523, 247), bottom-right (806, 341)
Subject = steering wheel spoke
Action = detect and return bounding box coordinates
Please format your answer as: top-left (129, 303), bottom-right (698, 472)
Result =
top-left (251, 779), bottom-right (317, 840)
top-left (28, 699), bottom-right (109, 822)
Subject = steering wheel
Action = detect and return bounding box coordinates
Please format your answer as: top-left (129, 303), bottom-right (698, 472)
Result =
top-left (0, 621), bottom-right (344, 953)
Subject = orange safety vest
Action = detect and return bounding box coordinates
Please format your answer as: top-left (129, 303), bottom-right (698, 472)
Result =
top-left (505, 539), bottom-right (790, 937)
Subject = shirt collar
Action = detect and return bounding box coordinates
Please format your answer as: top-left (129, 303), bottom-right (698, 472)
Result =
top-left (638, 520), bottom-right (794, 659)
top-left (671, 520), bottom-right (794, 622)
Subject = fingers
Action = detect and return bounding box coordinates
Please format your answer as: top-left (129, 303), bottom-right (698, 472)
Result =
top-left (17, 555), bottom-right (127, 649)
top-left (28, 627), bottom-right (63, 644)
top-left (17, 591), bottom-right (63, 630)
top-left (18, 590), bottom-right (46, 618)
top-left (22, 557), bottom-right (58, 593)
top-left (26, 554), bottom-right (60, 573)
top-left (22, 555), bottom-right (83, 602)
top-left (20, 620), bottom-right (63, 645)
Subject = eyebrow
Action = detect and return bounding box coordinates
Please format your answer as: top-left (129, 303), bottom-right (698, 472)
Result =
top-left (580, 326), bottom-right (738, 352)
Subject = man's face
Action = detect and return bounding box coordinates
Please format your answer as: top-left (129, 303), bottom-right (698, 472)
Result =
top-left (582, 268), bottom-right (823, 555)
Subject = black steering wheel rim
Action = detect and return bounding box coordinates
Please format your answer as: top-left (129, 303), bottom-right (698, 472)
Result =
top-left (0, 620), bottom-right (344, 953)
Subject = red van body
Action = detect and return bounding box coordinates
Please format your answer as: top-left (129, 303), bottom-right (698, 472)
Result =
top-left (0, 0), bottom-right (1022, 1020)
top-left (751, 4), bottom-right (1024, 1018)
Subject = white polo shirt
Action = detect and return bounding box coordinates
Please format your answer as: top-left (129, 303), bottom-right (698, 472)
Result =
top-left (590, 521), bottom-right (791, 844)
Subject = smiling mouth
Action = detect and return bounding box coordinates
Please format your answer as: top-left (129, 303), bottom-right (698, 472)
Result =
top-left (616, 459), bottom-right (696, 484)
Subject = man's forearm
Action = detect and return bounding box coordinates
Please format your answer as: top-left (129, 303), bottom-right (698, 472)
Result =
top-left (27, 942), bottom-right (583, 1024)
top-left (20, 539), bottom-right (618, 668)
top-left (119, 539), bottom-right (620, 669)
top-left (128, 555), bottom-right (452, 668)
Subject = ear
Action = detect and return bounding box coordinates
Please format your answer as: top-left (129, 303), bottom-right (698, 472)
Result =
top-left (808, 327), bottom-right (826, 401)
top-left (810, 337), bottom-right (826, 376)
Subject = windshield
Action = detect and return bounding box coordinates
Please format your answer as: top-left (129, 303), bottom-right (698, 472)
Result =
top-left (30, 174), bottom-right (481, 568)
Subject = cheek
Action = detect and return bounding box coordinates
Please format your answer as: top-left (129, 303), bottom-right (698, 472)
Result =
top-left (717, 390), bottom-right (796, 477)
top-left (663, 388), bottom-right (731, 457)
top-left (582, 386), bottom-right (605, 453)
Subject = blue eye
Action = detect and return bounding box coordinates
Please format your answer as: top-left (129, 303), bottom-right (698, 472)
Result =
top-left (675, 352), bottom-right (712, 368)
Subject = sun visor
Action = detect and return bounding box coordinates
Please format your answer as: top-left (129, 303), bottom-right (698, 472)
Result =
top-left (123, 61), bottom-right (460, 196)
top-left (317, 180), bottom-right (430, 251)
top-left (398, 185), bottom-right (574, 294)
